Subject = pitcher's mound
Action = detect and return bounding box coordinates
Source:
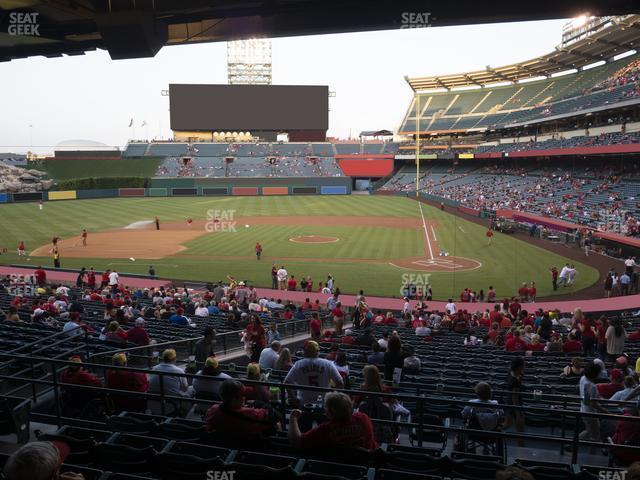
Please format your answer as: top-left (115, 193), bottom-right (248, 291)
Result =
top-left (290, 235), bottom-right (339, 244)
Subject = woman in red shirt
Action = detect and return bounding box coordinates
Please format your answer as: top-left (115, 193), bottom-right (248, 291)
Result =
top-left (246, 315), bottom-right (266, 362)
top-left (332, 302), bottom-right (345, 335)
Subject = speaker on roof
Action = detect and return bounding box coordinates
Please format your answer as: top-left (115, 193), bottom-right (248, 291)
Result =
top-left (95, 12), bottom-right (168, 60)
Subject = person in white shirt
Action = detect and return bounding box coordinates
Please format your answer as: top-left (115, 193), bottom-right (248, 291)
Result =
top-left (378, 331), bottom-right (390, 350)
top-left (558, 264), bottom-right (570, 287)
top-left (259, 341), bottom-right (281, 370)
top-left (55, 285), bottom-right (69, 296)
top-left (194, 302), bottom-right (210, 317)
top-left (276, 266), bottom-right (288, 290)
top-left (148, 349), bottom-right (191, 398)
top-left (624, 257), bottom-right (637, 268)
top-left (445, 299), bottom-right (457, 315)
top-left (108, 270), bottom-right (119, 288)
top-left (284, 341), bottom-right (343, 406)
top-left (415, 322), bottom-right (431, 337)
top-left (402, 298), bottom-right (411, 314)
top-left (193, 357), bottom-right (231, 398)
top-left (326, 275), bottom-right (334, 292)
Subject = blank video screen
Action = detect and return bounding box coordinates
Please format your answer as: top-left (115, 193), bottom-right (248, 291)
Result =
top-left (170, 84), bottom-right (328, 131)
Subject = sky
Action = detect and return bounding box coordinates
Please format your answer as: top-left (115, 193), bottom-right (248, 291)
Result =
top-left (0, 18), bottom-right (569, 154)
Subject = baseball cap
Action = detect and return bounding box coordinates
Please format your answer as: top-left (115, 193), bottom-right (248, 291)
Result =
top-left (246, 362), bottom-right (261, 376)
top-left (635, 357), bottom-right (640, 375)
top-left (611, 368), bottom-right (624, 381)
top-left (616, 356), bottom-right (628, 366)
top-left (135, 317), bottom-right (145, 326)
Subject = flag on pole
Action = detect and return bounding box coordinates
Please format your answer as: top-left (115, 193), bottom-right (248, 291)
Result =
top-left (128, 118), bottom-right (133, 127)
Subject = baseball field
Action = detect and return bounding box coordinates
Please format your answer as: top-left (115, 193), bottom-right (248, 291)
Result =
top-left (0, 195), bottom-right (598, 299)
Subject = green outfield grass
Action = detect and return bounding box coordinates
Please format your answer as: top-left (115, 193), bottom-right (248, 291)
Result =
top-left (0, 195), bottom-right (599, 299)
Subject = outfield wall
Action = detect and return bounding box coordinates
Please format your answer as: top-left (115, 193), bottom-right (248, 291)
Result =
top-left (0, 177), bottom-right (351, 204)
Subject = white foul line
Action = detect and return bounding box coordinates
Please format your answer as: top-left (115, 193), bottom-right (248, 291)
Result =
top-left (430, 225), bottom-right (437, 242)
top-left (418, 201), bottom-right (434, 259)
top-left (458, 226), bottom-right (466, 233)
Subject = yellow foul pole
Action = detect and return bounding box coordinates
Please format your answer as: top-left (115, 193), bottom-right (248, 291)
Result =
top-left (415, 94), bottom-right (420, 197)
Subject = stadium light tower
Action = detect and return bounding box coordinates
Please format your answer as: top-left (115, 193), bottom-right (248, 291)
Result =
top-left (227, 38), bottom-right (272, 85)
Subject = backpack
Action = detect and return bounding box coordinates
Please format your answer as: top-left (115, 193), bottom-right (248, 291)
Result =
top-left (357, 395), bottom-right (398, 444)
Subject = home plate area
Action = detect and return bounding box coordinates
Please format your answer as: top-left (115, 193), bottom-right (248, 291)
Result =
top-left (390, 256), bottom-right (481, 272)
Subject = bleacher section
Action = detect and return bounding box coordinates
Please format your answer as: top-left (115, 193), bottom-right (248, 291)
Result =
top-left (400, 53), bottom-right (640, 133)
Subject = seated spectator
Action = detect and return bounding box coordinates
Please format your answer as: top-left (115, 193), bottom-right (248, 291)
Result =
top-left (288, 391), bottom-right (377, 450)
top-left (563, 333), bottom-right (583, 353)
top-left (562, 357), bottom-right (584, 379)
top-left (259, 341), bottom-right (281, 370)
top-left (334, 351), bottom-right (350, 380)
top-left (106, 353), bottom-right (148, 412)
top-left (274, 347), bottom-right (293, 371)
top-left (148, 348), bottom-right (191, 398)
top-left (3, 441), bottom-right (85, 480)
top-left (597, 368), bottom-right (625, 399)
top-left (284, 340), bottom-right (343, 407)
top-left (367, 342), bottom-right (385, 365)
top-left (194, 301), bottom-right (210, 317)
top-left (414, 320), bottom-right (431, 337)
top-left (403, 346), bottom-right (421, 373)
top-left (127, 317), bottom-right (150, 346)
top-left (169, 308), bottom-right (191, 326)
top-left (206, 379), bottom-right (280, 436)
top-left (243, 362), bottom-right (270, 404)
top-left (611, 398), bottom-right (640, 464)
top-left (505, 330), bottom-right (528, 352)
top-left (59, 355), bottom-right (103, 412)
top-left (529, 334), bottom-right (545, 351)
top-left (104, 321), bottom-right (128, 343)
top-left (266, 323), bottom-right (281, 344)
top-left (62, 312), bottom-right (83, 337)
top-left (609, 376), bottom-right (638, 411)
top-left (461, 382), bottom-right (504, 431)
top-left (193, 357), bottom-right (231, 399)
top-left (545, 333), bottom-right (563, 352)
top-left (193, 327), bottom-right (216, 366)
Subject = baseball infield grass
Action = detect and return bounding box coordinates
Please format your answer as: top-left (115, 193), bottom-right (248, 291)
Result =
top-left (0, 195), bottom-right (598, 299)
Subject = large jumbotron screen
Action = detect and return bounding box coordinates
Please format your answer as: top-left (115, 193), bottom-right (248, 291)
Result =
top-left (169, 84), bottom-right (329, 131)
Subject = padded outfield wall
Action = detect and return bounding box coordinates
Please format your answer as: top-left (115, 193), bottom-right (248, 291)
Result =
top-left (0, 177), bottom-right (351, 203)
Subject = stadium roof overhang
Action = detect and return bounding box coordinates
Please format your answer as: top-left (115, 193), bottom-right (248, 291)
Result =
top-left (0, 0), bottom-right (634, 62)
top-left (407, 14), bottom-right (640, 91)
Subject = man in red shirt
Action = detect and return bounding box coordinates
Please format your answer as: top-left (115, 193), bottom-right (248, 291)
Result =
top-left (127, 317), bottom-right (150, 346)
top-left (505, 330), bottom-right (528, 352)
top-left (486, 229), bottom-right (493, 245)
top-left (517, 283), bottom-right (529, 302)
top-left (101, 270), bottom-right (110, 288)
top-left (309, 313), bottom-right (321, 341)
top-left (81, 229), bottom-right (88, 247)
top-left (206, 379), bottom-right (279, 436)
top-left (288, 391), bottom-right (377, 450)
top-left (489, 305), bottom-right (503, 325)
top-left (562, 333), bottom-right (583, 353)
top-left (106, 352), bottom-right (148, 412)
top-left (255, 242), bottom-right (263, 261)
top-left (59, 355), bottom-right (103, 410)
top-left (628, 327), bottom-right (640, 342)
top-left (509, 299), bottom-right (521, 318)
top-left (528, 282), bottom-right (537, 302)
top-left (34, 266), bottom-right (46, 286)
top-left (287, 275), bottom-right (297, 291)
top-left (597, 369), bottom-right (625, 399)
